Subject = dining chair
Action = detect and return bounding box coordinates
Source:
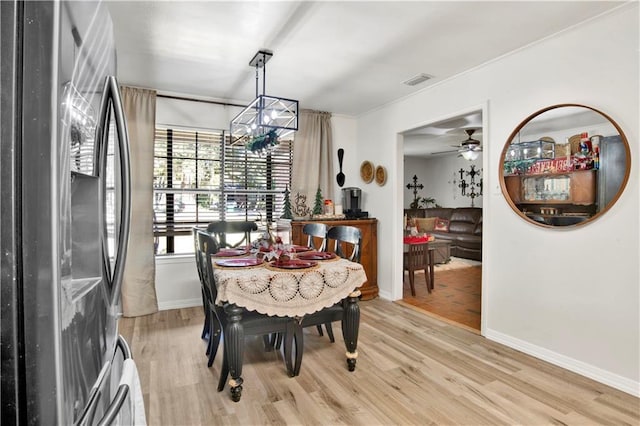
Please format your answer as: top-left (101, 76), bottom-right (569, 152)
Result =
top-left (403, 242), bottom-right (431, 296)
top-left (301, 222), bottom-right (333, 338)
top-left (287, 225), bottom-right (363, 376)
top-left (193, 228), bottom-right (222, 368)
top-left (192, 228), bottom-right (209, 341)
top-left (207, 220), bottom-right (258, 249)
top-left (302, 222), bottom-right (327, 251)
top-left (194, 229), bottom-right (300, 393)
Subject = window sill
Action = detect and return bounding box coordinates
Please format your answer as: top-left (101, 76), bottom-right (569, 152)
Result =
top-left (155, 254), bottom-right (193, 265)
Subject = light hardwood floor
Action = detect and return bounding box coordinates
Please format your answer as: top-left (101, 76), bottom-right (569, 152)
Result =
top-left (120, 299), bottom-right (639, 425)
top-left (402, 265), bottom-right (482, 332)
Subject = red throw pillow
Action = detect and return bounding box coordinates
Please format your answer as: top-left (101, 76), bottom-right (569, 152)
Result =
top-left (434, 218), bottom-right (450, 232)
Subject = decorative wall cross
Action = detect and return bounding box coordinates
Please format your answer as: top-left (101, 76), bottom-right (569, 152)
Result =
top-left (457, 165), bottom-right (483, 207)
top-left (406, 175), bottom-right (424, 206)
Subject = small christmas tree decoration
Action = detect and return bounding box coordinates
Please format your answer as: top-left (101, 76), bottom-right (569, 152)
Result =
top-left (281, 186), bottom-right (293, 219)
top-left (312, 187), bottom-right (323, 215)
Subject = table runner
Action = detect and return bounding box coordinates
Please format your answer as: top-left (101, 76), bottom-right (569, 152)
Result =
top-left (213, 258), bottom-right (366, 317)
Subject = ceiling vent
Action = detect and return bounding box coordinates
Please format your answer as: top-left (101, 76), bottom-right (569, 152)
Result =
top-left (403, 73), bottom-right (433, 86)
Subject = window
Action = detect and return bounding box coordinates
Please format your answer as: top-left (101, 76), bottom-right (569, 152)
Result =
top-left (153, 127), bottom-right (292, 255)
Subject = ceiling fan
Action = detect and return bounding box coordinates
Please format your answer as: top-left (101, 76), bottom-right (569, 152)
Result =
top-left (457, 129), bottom-right (482, 160)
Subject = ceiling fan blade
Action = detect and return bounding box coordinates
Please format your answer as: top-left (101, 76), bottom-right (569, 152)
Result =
top-left (432, 149), bottom-right (459, 155)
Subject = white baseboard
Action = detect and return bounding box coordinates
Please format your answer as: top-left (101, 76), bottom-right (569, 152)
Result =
top-left (377, 289), bottom-right (393, 301)
top-left (158, 298), bottom-right (201, 311)
top-left (485, 329), bottom-right (640, 397)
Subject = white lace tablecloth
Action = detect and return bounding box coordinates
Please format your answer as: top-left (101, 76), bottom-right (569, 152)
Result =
top-left (213, 258), bottom-right (366, 317)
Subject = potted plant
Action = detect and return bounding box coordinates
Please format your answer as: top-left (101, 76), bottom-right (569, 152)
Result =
top-left (419, 197), bottom-right (438, 208)
top-left (410, 196), bottom-right (437, 209)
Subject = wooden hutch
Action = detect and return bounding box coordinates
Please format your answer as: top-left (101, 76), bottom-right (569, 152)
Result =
top-left (290, 218), bottom-right (378, 300)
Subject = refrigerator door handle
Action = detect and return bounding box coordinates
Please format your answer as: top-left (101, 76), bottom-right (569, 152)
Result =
top-left (97, 384), bottom-right (131, 426)
top-left (77, 336), bottom-right (132, 426)
top-left (107, 76), bottom-right (131, 307)
top-left (95, 336), bottom-right (135, 426)
top-left (97, 75), bottom-right (131, 306)
top-left (116, 333), bottom-right (132, 360)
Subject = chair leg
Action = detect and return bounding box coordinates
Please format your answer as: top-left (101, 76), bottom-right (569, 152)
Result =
top-left (408, 270), bottom-right (416, 296)
top-left (276, 333), bottom-right (283, 349)
top-left (315, 324), bottom-right (324, 336)
top-left (207, 317), bottom-right (221, 368)
top-left (424, 267), bottom-right (432, 293)
top-left (324, 322), bottom-right (335, 343)
top-left (201, 290), bottom-right (210, 340)
top-left (202, 308), bottom-right (210, 340)
top-left (270, 332), bottom-right (283, 350)
top-left (263, 335), bottom-right (273, 352)
top-left (206, 309), bottom-right (217, 356)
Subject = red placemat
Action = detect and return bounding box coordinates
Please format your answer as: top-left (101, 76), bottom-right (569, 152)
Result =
top-left (297, 251), bottom-right (337, 261)
top-left (212, 248), bottom-right (248, 257)
top-left (268, 259), bottom-right (318, 270)
top-left (215, 258), bottom-right (264, 268)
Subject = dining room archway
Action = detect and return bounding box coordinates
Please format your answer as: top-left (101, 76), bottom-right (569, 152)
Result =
top-left (397, 105), bottom-right (487, 334)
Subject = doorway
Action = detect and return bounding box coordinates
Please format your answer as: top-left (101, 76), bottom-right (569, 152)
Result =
top-left (399, 108), bottom-right (485, 333)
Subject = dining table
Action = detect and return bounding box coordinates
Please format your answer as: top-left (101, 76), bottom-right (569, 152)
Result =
top-left (211, 247), bottom-right (367, 401)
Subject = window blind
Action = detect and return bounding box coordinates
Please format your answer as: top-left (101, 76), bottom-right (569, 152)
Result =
top-left (153, 127), bottom-right (292, 254)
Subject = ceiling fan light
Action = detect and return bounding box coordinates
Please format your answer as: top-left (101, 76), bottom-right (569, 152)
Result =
top-left (461, 150), bottom-right (480, 161)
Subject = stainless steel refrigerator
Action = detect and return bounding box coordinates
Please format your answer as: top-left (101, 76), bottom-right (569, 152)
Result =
top-left (597, 134), bottom-right (627, 211)
top-left (1, 1), bottom-right (140, 424)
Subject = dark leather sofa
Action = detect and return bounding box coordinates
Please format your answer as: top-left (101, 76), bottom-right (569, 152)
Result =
top-left (405, 207), bottom-right (482, 261)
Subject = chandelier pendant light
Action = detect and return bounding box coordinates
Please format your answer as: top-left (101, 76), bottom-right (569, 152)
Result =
top-left (230, 50), bottom-right (299, 152)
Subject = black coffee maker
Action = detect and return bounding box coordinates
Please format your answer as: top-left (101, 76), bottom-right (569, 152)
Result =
top-left (342, 187), bottom-right (368, 219)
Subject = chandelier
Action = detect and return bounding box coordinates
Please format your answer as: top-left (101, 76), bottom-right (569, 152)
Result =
top-left (230, 50), bottom-right (299, 152)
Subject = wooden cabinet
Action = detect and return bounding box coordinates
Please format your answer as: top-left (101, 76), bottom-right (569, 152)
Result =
top-left (505, 170), bottom-right (596, 205)
top-left (291, 219), bottom-right (378, 300)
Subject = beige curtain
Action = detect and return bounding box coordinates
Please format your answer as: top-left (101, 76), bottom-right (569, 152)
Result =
top-left (120, 86), bottom-right (159, 317)
top-left (291, 110), bottom-right (334, 208)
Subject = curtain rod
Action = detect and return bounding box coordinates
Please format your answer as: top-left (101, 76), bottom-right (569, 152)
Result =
top-left (157, 93), bottom-right (246, 108)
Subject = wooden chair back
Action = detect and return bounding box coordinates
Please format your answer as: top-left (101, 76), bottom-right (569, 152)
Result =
top-left (194, 228), bottom-right (221, 304)
top-left (302, 223), bottom-right (328, 251)
top-left (403, 242), bottom-right (430, 296)
top-left (404, 243), bottom-right (429, 272)
top-left (327, 225), bottom-right (362, 263)
top-left (207, 220), bottom-right (258, 248)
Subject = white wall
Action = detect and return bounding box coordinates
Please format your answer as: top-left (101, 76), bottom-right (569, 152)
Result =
top-left (357, 4), bottom-right (639, 395)
top-left (153, 98), bottom-right (358, 310)
top-left (156, 95), bottom-right (243, 130)
top-left (404, 154), bottom-right (483, 208)
top-left (330, 114), bottom-right (359, 204)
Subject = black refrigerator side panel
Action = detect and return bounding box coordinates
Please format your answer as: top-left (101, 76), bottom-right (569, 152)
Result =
top-left (1, 1), bottom-right (25, 424)
top-left (19, 1), bottom-right (60, 424)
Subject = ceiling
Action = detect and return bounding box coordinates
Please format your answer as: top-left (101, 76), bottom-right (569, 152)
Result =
top-left (403, 110), bottom-right (483, 158)
top-left (106, 1), bottom-right (623, 156)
